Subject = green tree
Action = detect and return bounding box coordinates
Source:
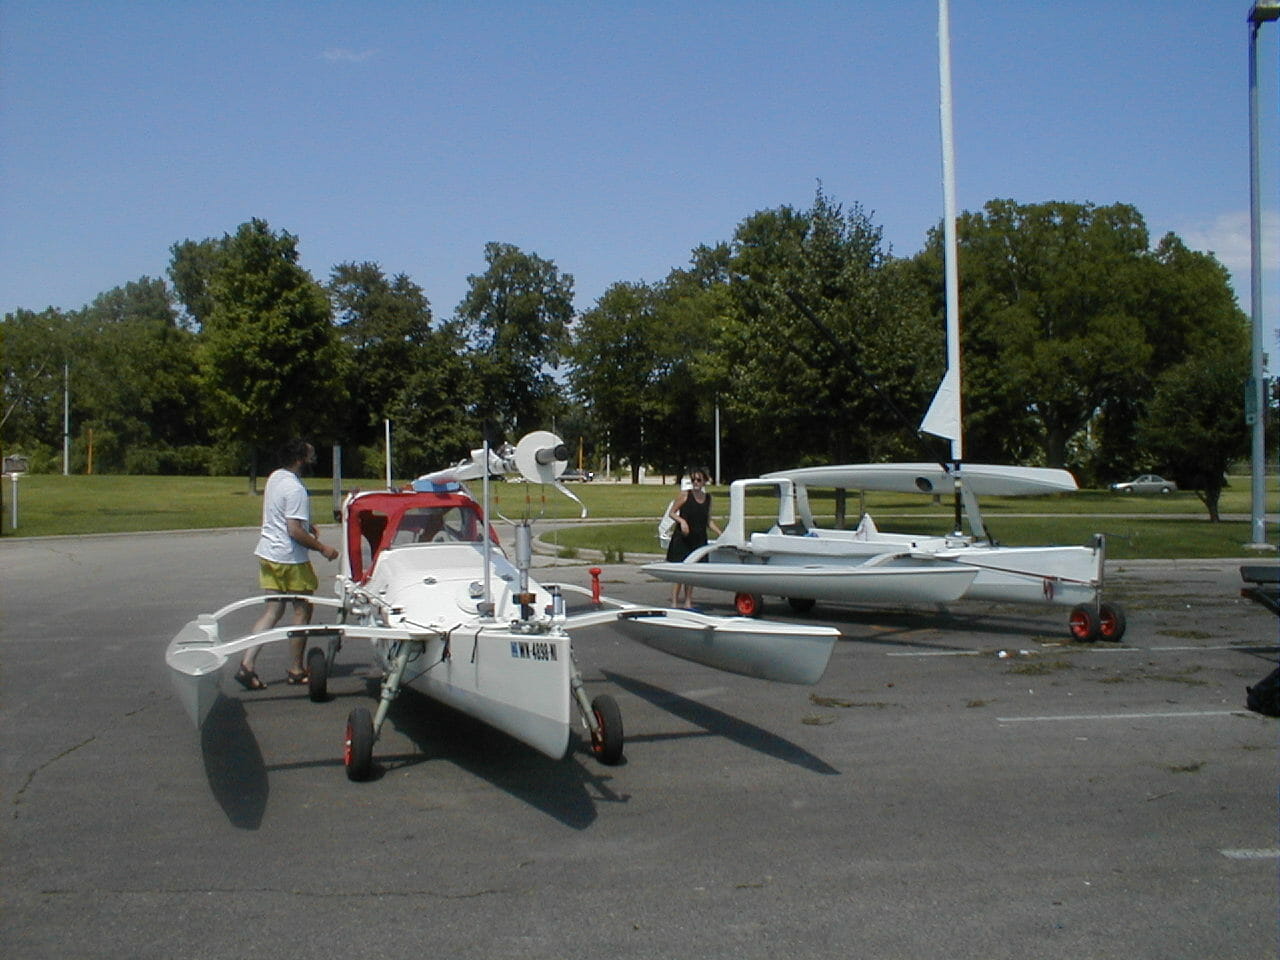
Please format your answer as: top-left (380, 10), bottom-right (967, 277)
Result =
top-left (0, 308), bottom-right (72, 469)
top-left (1089, 233), bottom-right (1253, 484)
top-left (329, 259), bottom-right (479, 474)
top-left (569, 281), bottom-right (665, 482)
top-left (330, 262), bottom-right (428, 457)
top-left (383, 326), bottom-right (482, 475)
top-left (72, 278), bottom-right (206, 473)
top-left (933, 200), bottom-right (1155, 468)
top-left (923, 201), bottom-right (1250, 477)
top-left (168, 237), bottom-right (222, 329)
top-left (649, 248), bottom-right (734, 478)
top-left (1137, 338), bottom-right (1250, 521)
top-left (457, 242), bottom-right (574, 438)
top-left (708, 188), bottom-right (937, 474)
top-left (569, 246), bottom-right (731, 482)
top-left (188, 219), bottom-right (346, 475)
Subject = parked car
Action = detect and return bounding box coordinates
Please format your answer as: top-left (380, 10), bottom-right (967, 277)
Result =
top-left (560, 468), bottom-right (594, 482)
top-left (1110, 474), bottom-right (1177, 494)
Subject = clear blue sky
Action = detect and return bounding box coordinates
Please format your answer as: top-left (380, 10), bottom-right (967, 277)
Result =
top-left (2, 0), bottom-right (1277, 351)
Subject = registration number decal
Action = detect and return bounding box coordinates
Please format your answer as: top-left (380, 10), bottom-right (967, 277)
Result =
top-left (510, 640), bottom-right (558, 662)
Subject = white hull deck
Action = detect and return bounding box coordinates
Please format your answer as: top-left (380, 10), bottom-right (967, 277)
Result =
top-left (644, 555), bottom-right (977, 605)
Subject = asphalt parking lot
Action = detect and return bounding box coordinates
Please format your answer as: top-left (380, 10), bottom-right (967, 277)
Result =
top-left (2, 528), bottom-right (1277, 959)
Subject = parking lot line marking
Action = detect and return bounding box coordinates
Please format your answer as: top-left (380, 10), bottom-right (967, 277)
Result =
top-left (888, 645), bottom-right (1278, 658)
top-left (995, 710), bottom-right (1252, 723)
top-left (1220, 849), bottom-right (1280, 860)
top-left (1150, 644), bottom-right (1280, 653)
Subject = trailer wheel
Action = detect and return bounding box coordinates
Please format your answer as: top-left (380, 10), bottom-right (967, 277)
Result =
top-left (1068, 605), bottom-right (1099, 643)
top-left (590, 694), bottom-right (624, 766)
top-left (307, 647), bottom-right (329, 702)
top-left (787, 597), bottom-right (816, 614)
top-left (734, 592), bottom-right (765, 618)
top-left (1097, 602), bottom-right (1127, 642)
top-left (344, 707), bottom-right (375, 781)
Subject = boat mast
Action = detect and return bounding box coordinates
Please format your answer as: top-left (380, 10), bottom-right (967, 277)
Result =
top-left (938, 0), bottom-right (962, 464)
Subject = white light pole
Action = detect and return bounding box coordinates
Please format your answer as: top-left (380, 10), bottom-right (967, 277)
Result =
top-left (1247, 1), bottom-right (1279, 549)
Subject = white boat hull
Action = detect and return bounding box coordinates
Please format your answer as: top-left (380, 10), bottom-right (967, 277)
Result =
top-left (746, 527), bottom-right (1103, 608)
top-left (166, 621), bottom-right (225, 728)
top-left (643, 558), bottom-right (978, 605)
top-left (933, 543), bottom-right (1101, 606)
top-left (614, 609), bottom-right (839, 685)
top-left (763, 462), bottom-right (1078, 496)
top-left (378, 631), bottom-right (574, 761)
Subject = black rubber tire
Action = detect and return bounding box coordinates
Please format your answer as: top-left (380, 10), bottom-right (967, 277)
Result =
top-left (1097, 601), bottom-right (1127, 642)
top-left (590, 694), bottom-right (624, 766)
top-left (1068, 605), bottom-right (1099, 643)
top-left (344, 707), bottom-right (375, 781)
top-left (787, 597), bottom-right (816, 614)
top-left (307, 647), bottom-right (328, 702)
top-left (734, 592), bottom-right (765, 618)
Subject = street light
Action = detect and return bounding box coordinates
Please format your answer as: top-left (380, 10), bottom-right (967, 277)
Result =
top-left (1246, 2), bottom-right (1279, 549)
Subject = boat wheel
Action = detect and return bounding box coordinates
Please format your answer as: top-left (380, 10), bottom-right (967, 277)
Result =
top-left (1068, 605), bottom-right (1100, 643)
top-left (306, 646), bottom-right (329, 702)
top-left (1097, 601), bottom-right (1127, 642)
top-left (344, 707), bottom-right (375, 781)
top-left (787, 597), bottom-right (816, 614)
top-left (590, 694), bottom-right (624, 766)
top-left (734, 592), bottom-right (765, 618)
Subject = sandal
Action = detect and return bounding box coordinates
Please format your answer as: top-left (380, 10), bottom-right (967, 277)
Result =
top-left (234, 666), bottom-right (266, 691)
top-left (285, 669), bottom-right (309, 685)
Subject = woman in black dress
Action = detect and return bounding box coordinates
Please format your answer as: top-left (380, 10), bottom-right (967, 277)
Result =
top-left (664, 467), bottom-right (722, 608)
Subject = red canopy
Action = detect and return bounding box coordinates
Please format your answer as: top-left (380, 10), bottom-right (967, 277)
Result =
top-left (344, 490), bottom-right (498, 583)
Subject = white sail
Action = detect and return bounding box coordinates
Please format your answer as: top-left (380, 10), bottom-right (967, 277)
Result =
top-left (919, 365), bottom-right (961, 443)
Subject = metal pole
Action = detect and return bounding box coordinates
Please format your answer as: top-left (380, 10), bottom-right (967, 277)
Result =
top-left (1247, 11), bottom-right (1274, 548)
top-left (63, 363), bottom-right (69, 476)
top-left (481, 438), bottom-right (493, 617)
top-left (331, 444), bottom-right (342, 522)
top-left (384, 419), bottom-right (392, 490)
top-left (938, 0), bottom-right (963, 463)
top-left (714, 401), bottom-right (721, 485)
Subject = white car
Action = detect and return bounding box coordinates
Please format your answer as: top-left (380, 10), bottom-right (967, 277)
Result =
top-left (1110, 474), bottom-right (1177, 494)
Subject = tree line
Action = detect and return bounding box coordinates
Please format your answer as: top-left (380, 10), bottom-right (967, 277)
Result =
top-left (0, 189), bottom-right (1258, 518)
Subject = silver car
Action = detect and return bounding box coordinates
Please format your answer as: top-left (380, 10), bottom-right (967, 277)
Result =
top-left (1110, 474), bottom-right (1177, 494)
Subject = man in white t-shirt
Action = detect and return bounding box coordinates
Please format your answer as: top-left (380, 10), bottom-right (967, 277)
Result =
top-left (235, 439), bottom-right (339, 691)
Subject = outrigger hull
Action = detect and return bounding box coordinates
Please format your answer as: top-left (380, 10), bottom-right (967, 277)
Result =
top-left (164, 597), bottom-right (350, 729)
top-left (614, 608), bottom-right (839, 685)
top-left (166, 620), bottom-right (226, 728)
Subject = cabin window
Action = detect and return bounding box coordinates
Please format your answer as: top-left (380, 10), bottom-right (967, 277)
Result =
top-left (393, 506), bottom-right (483, 545)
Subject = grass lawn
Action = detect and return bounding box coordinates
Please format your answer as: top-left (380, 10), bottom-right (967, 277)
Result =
top-left (2, 473), bottom-right (1276, 560)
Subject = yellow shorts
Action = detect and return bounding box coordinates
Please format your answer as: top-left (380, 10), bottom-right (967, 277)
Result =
top-left (257, 559), bottom-right (319, 593)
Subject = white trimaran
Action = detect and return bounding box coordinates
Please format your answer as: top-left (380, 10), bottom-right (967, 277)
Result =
top-left (645, 0), bottom-right (1125, 642)
top-left (167, 431), bottom-right (840, 782)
